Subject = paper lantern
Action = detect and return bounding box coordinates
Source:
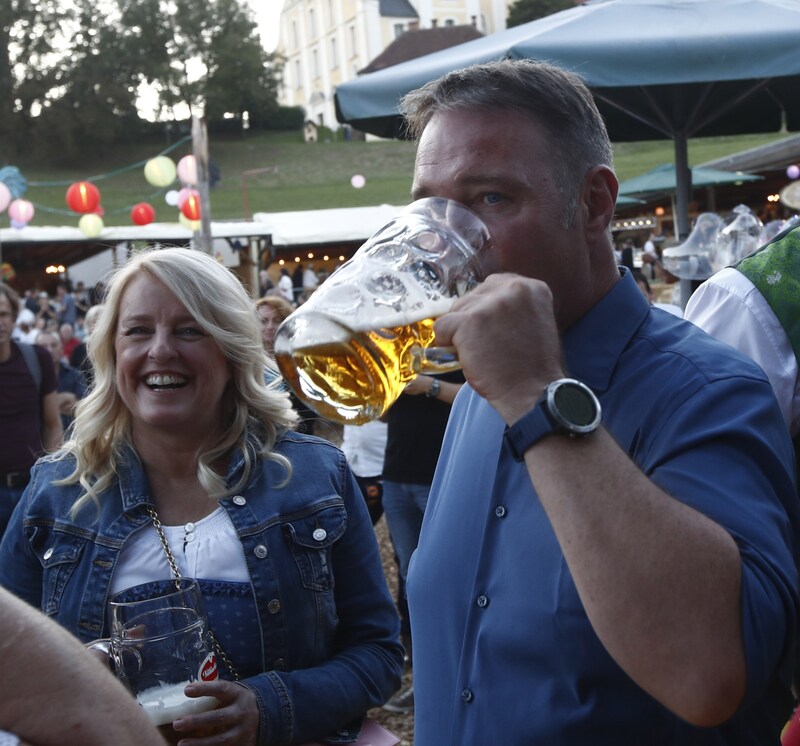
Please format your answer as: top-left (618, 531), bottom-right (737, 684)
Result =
top-left (8, 199), bottom-right (34, 224)
top-left (180, 190), bottom-right (201, 221)
top-left (79, 213), bottom-right (104, 238)
top-left (165, 190), bottom-right (179, 206)
top-left (177, 155), bottom-right (198, 185)
top-left (176, 187), bottom-right (192, 208)
top-left (179, 212), bottom-right (201, 231)
top-left (350, 174), bottom-right (366, 189)
top-left (0, 262), bottom-right (15, 282)
top-left (0, 183), bottom-right (11, 213)
top-left (66, 181), bottom-right (100, 214)
top-left (787, 164), bottom-right (800, 180)
top-left (131, 202), bottom-right (155, 226)
top-left (144, 156), bottom-right (177, 187)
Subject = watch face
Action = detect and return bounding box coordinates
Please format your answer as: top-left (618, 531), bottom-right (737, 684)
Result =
top-left (548, 380), bottom-right (601, 434)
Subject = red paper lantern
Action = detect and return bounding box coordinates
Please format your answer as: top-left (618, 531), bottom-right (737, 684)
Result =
top-left (131, 202), bottom-right (155, 226)
top-left (180, 191), bottom-right (201, 221)
top-left (66, 181), bottom-right (100, 214)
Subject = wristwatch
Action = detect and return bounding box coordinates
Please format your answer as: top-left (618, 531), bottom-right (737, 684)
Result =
top-left (504, 378), bottom-right (601, 462)
top-left (425, 378), bottom-right (442, 399)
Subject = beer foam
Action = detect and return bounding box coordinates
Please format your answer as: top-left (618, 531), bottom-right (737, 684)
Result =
top-left (137, 682), bottom-right (217, 726)
top-left (348, 294), bottom-right (454, 333)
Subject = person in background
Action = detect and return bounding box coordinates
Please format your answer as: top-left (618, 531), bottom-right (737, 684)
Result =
top-left (255, 295), bottom-right (320, 435)
top-left (55, 282), bottom-right (76, 327)
top-left (340, 420), bottom-right (389, 525)
top-left (69, 303), bottom-right (104, 390)
top-left (632, 268), bottom-right (683, 317)
top-left (380, 371), bottom-right (463, 715)
top-left (278, 267), bottom-right (294, 305)
top-left (400, 58), bottom-right (798, 744)
top-left (11, 308), bottom-right (37, 344)
top-left (35, 329), bottom-right (86, 432)
top-left (59, 322), bottom-right (80, 359)
top-left (0, 284), bottom-right (62, 539)
top-left (0, 585), bottom-right (166, 746)
top-left (0, 248), bottom-right (403, 745)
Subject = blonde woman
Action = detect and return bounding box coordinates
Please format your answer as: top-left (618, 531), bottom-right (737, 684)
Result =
top-left (0, 248), bottom-right (403, 745)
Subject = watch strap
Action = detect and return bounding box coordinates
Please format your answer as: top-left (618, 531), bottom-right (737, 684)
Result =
top-left (503, 399), bottom-right (555, 462)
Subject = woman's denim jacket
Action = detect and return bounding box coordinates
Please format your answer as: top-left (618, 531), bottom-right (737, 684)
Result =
top-left (0, 430), bottom-right (403, 745)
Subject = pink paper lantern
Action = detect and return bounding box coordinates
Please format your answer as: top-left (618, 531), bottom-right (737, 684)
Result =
top-left (787, 164), bottom-right (800, 180)
top-left (177, 187), bottom-right (192, 208)
top-left (177, 155), bottom-right (198, 185)
top-left (8, 199), bottom-right (34, 224)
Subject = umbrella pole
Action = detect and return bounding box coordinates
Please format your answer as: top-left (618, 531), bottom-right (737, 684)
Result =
top-left (673, 131), bottom-right (694, 309)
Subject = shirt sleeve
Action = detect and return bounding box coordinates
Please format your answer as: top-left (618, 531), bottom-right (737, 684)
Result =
top-left (685, 269), bottom-right (800, 435)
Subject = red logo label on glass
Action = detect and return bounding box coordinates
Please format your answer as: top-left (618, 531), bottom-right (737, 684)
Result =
top-left (199, 652), bottom-right (219, 681)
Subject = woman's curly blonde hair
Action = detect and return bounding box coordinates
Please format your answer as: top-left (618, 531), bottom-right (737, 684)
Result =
top-left (60, 247), bottom-right (299, 515)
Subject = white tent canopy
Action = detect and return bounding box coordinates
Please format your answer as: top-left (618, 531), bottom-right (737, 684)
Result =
top-left (253, 204), bottom-right (407, 247)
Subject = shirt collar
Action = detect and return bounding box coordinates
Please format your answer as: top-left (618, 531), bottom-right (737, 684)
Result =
top-left (562, 268), bottom-right (651, 393)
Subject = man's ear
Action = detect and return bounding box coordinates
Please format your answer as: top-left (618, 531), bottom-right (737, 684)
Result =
top-left (582, 165), bottom-right (618, 242)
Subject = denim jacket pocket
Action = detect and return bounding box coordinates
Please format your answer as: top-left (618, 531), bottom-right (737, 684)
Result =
top-left (283, 502), bottom-right (347, 592)
top-left (33, 529), bottom-right (86, 616)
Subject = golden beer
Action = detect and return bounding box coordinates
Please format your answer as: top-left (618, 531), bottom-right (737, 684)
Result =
top-left (276, 314), bottom-right (455, 425)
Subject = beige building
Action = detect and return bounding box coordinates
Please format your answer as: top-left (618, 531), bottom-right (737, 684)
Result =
top-left (276, 0), bottom-right (514, 131)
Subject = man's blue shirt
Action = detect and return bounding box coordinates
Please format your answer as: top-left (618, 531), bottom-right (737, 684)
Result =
top-left (407, 270), bottom-right (799, 745)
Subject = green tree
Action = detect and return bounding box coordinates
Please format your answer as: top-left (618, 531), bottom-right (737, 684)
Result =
top-left (506, 0), bottom-right (574, 28)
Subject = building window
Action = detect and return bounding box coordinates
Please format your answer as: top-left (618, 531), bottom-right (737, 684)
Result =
top-left (309, 8), bottom-right (316, 38)
top-left (444, 18), bottom-right (455, 26)
top-left (328, 0), bottom-right (334, 26)
top-left (292, 20), bottom-right (298, 48)
top-left (348, 24), bottom-right (356, 56)
top-left (294, 59), bottom-right (302, 88)
top-left (393, 23), bottom-right (405, 37)
top-left (330, 37), bottom-right (338, 68)
top-left (312, 48), bottom-right (320, 78)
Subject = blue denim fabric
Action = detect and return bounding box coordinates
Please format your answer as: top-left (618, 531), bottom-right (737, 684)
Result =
top-left (0, 431), bottom-right (403, 746)
top-left (381, 480), bottom-right (430, 583)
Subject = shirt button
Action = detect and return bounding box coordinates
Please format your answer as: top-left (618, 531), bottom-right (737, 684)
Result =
top-left (254, 544), bottom-right (268, 559)
top-left (495, 506), bottom-right (507, 518)
top-left (185, 522), bottom-right (196, 533)
top-left (476, 595), bottom-right (489, 608)
top-left (461, 689), bottom-right (473, 703)
top-left (312, 528), bottom-right (327, 541)
top-left (43, 547), bottom-right (54, 560)
top-left (267, 598), bottom-right (281, 614)
top-left (185, 532), bottom-right (196, 544)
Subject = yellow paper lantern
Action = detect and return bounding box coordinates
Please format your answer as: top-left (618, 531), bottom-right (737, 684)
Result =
top-left (79, 213), bottom-right (104, 238)
top-left (144, 156), bottom-right (177, 188)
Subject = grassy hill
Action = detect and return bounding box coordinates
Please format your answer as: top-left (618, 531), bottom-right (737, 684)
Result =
top-left (9, 128), bottom-right (794, 228)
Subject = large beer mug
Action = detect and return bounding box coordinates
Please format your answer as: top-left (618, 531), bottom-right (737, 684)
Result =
top-left (90, 579), bottom-right (219, 742)
top-left (274, 197), bottom-right (491, 425)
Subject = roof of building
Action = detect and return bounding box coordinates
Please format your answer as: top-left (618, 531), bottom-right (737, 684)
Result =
top-left (359, 25), bottom-right (484, 74)
top-left (379, 0), bottom-right (418, 19)
top-left (699, 133), bottom-right (800, 173)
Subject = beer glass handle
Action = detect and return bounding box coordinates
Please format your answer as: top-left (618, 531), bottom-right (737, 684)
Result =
top-left (418, 345), bottom-right (461, 373)
top-left (85, 637), bottom-right (114, 671)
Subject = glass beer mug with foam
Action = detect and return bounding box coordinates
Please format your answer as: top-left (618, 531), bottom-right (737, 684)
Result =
top-left (274, 197), bottom-right (491, 425)
top-left (88, 578), bottom-right (219, 743)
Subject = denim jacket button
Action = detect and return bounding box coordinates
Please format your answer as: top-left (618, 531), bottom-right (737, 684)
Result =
top-left (254, 544), bottom-right (268, 559)
top-left (273, 658), bottom-right (285, 670)
top-left (233, 496), bottom-right (246, 506)
top-left (43, 547), bottom-right (54, 560)
top-left (313, 528), bottom-right (327, 541)
top-left (267, 598), bottom-right (281, 614)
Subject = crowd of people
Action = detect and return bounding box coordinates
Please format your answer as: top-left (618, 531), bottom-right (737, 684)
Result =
top-left (0, 58), bottom-right (798, 746)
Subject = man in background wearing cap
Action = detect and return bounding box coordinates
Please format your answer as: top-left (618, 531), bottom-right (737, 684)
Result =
top-left (0, 284), bottom-right (62, 539)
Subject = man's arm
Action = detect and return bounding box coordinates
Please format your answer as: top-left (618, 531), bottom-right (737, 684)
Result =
top-left (435, 273), bottom-right (750, 726)
top-left (0, 588), bottom-right (166, 746)
top-left (40, 391), bottom-right (63, 451)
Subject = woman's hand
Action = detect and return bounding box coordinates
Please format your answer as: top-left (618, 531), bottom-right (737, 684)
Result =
top-left (173, 680), bottom-right (260, 745)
